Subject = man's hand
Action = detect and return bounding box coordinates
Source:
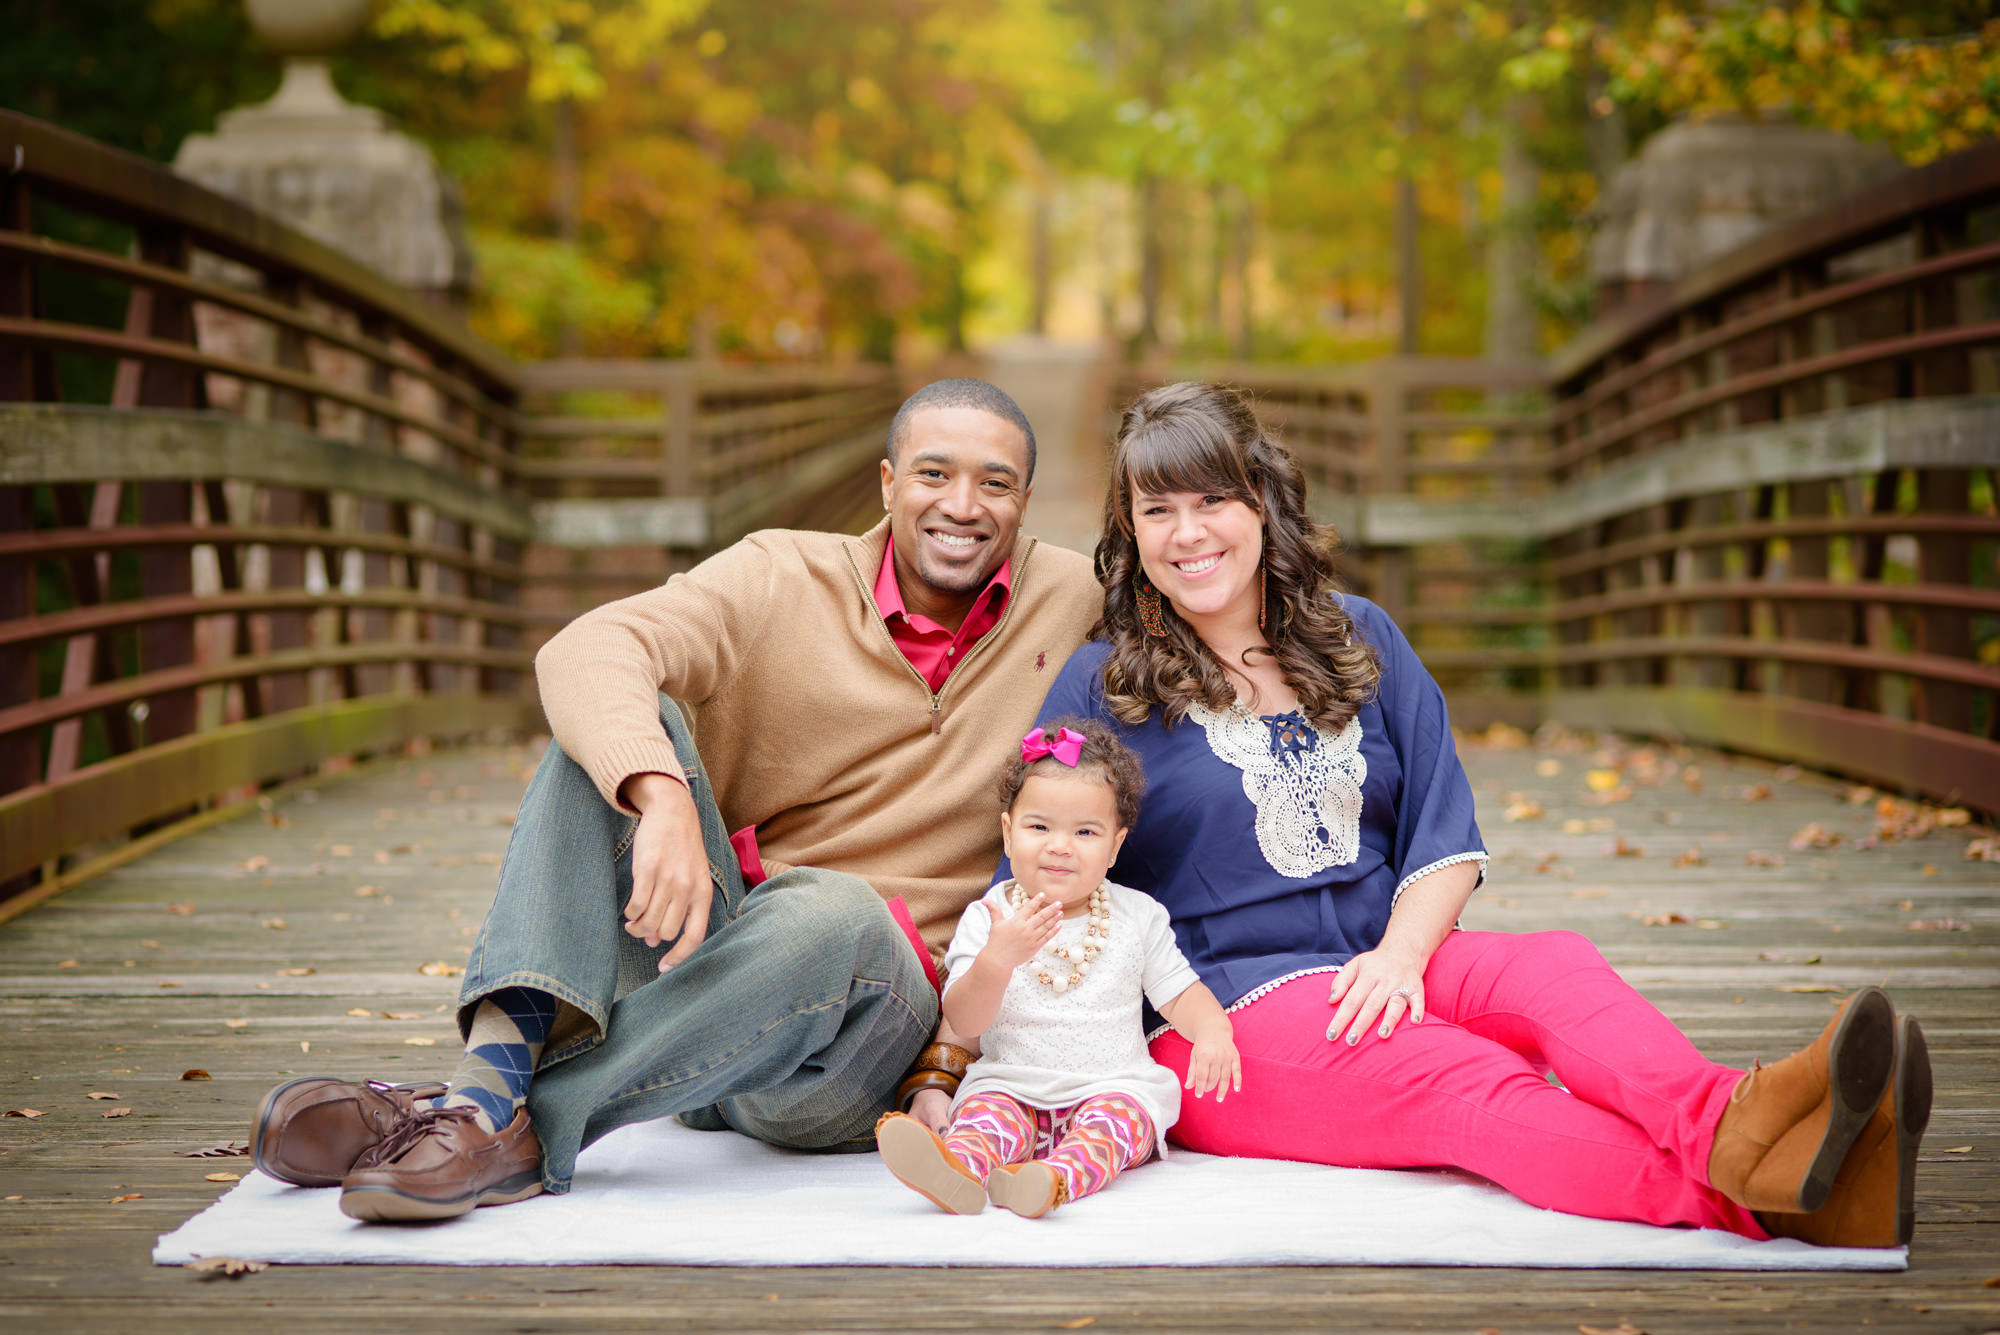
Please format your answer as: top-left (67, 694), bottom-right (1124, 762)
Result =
top-left (980, 893), bottom-right (1060, 970)
top-left (619, 772), bottom-right (714, 972)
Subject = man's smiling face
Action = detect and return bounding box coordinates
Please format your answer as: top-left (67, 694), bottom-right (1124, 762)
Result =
top-left (878, 405), bottom-right (1033, 628)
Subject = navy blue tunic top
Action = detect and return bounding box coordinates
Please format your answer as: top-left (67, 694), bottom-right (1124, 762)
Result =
top-left (1001, 594), bottom-right (1487, 1009)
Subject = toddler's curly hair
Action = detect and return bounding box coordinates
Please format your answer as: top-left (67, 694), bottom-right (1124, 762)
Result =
top-left (996, 716), bottom-right (1147, 830)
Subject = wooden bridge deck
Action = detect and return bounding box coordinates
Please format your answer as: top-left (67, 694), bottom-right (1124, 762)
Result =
top-left (0, 731), bottom-right (1995, 1334)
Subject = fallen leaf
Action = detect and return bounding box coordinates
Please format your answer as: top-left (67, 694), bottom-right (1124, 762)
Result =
top-left (473, 852), bottom-right (503, 865)
top-left (239, 856), bottom-right (270, 872)
top-left (354, 885), bottom-right (383, 897)
top-left (141, 939), bottom-right (163, 950)
top-left (1984, 1276), bottom-right (2000, 1287)
top-left (1923, 864), bottom-right (1939, 876)
top-left (276, 967), bottom-right (316, 977)
top-left (1567, 887), bottom-right (1607, 899)
top-left (418, 961), bottom-right (465, 977)
top-left (1503, 800), bottom-right (1545, 822)
top-left (1535, 758), bottom-right (1563, 777)
top-left (1612, 836), bottom-right (1644, 858)
top-left (1578, 1323), bottom-right (1647, 1335)
top-left (1740, 783), bottom-right (1772, 802)
top-left (224, 1019), bottom-right (249, 1029)
top-left (262, 811), bottom-right (289, 828)
top-left (1789, 823), bottom-right (1841, 851)
top-left (1695, 919), bottom-right (1727, 930)
top-left (1056, 1321), bottom-right (1097, 1331)
top-left (158, 980), bottom-right (181, 988)
top-left (185, 1255), bottom-right (266, 1278)
top-left (102, 1107), bottom-right (131, 1118)
top-left (1745, 850), bottom-right (1785, 867)
top-left (4, 1195), bottom-right (20, 1201)
top-left (87, 1091), bottom-right (119, 1100)
top-left (1680, 767), bottom-right (1702, 791)
top-left (1585, 784), bottom-right (1633, 806)
top-left (4, 1109), bottom-right (46, 1118)
top-left (1942, 1145), bottom-right (1973, 1153)
top-left (108, 1193), bottom-right (142, 1203)
top-left (1532, 852), bottom-right (1560, 874)
top-left (166, 902), bottom-right (195, 915)
top-left (1803, 955), bottom-right (1822, 965)
top-left (1774, 765), bottom-right (1801, 781)
top-left (299, 1041), bottom-right (311, 1054)
top-left (204, 1172), bottom-right (241, 1183)
top-left (1906, 918), bottom-right (1972, 932)
top-left (329, 844), bottom-right (353, 857)
top-left (1845, 785), bottom-right (1877, 805)
top-left (1935, 807), bottom-right (1971, 827)
top-left (373, 850), bottom-right (390, 864)
top-left (379, 1011), bottom-right (419, 1021)
top-left (346, 1008), bottom-right (373, 1018)
top-left (1641, 913), bottom-right (1690, 927)
top-left (262, 918), bottom-right (288, 930)
top-left (183, 1144), bottom-right (250, 1158)
top-left (403, 1036), bottom-right (437, 1047)
top-left (182, 1070), bottom-right (215, 1084)
top-left (1584, 768), bottom-right (1623, 793)
top-left (1673, 847), bottom-right (1705, 868)
top-left (56, 959), bottom-right (80, 968)
top-left (1966, 837), bottom-right (2000, 862)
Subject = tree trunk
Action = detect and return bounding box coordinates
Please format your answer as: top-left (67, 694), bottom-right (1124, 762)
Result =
top-left (1483, 91), bottom-right (1539, 360)
top-left (1138, 175), bottom-right (1162, 352)
top-left (1232, 190), bottom-right (1254, 360)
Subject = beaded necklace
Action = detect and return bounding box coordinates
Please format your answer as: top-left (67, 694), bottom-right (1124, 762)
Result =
top-left (1006, 881), bottom-right (1110, 994)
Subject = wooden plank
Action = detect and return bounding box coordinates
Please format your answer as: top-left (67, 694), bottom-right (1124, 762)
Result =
top-left (0, 735), bottom-right (1991, 1331)
top-left (0, 406), bottom-right (533, 542)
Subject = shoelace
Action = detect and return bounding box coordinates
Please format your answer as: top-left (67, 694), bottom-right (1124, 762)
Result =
top-left (358, 1104), bottom-right (480, 1168)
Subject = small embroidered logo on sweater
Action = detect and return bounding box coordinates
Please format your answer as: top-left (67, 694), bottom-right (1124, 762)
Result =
top-left (1034, 652), bottom-right (1047, 671)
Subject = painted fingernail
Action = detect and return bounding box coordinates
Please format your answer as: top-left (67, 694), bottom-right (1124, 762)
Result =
top-left (1379, 1024), bottom-right (1391, 1038)
top-left (1346, 1033), bottom-right (1358, 1046)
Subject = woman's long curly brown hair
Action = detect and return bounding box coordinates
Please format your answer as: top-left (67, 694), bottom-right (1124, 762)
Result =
top-left (1093, 381), bottom-right (1380, 731)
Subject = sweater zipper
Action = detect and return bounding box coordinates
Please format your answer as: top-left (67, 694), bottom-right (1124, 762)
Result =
top-left (845, 537), bottom-right (1036, 736)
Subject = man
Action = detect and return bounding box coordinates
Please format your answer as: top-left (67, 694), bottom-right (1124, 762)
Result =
top-left (249, 378), bottom-right (1101, 1221)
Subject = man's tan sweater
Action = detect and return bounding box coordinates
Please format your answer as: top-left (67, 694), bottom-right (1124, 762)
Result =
top-left (534, 520), bottom-right (1101, 960)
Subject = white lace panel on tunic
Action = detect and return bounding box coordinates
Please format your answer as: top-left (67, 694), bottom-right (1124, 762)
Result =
top-left (1185, 703), bottom-right (1365, 878)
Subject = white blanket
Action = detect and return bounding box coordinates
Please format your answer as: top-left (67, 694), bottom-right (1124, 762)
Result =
top-left (153, 1118), bottom-right (1903, 1270)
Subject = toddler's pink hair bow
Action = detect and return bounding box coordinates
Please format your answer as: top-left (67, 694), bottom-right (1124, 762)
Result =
top-left (1020, 726), bottom-right (1086, 767)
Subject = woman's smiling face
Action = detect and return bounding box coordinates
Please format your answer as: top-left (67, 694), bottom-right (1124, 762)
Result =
top-left (1131, 488), bottom-right (1264, 632)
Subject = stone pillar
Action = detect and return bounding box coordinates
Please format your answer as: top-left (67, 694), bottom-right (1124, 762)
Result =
top-left (173, 0), bottom-right (472, 309)
top-left (1591, 116), bottom-right (1901, 316)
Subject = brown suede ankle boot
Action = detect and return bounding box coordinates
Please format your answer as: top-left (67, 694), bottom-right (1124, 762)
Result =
top-left (1708, 985), bottom-right (1895, 1214)
top-left (1759, 1015), bottom-right (1930, 1248)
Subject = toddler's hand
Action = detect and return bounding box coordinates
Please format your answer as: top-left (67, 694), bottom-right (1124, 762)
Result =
top-left (1184, 1032), bottom-right (1243, 1103)
top-left (981, 893), bottom-right (1061, 970)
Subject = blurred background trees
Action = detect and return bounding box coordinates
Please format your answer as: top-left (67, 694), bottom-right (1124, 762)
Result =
top-left (7, 0), bottom-right (1998, 363)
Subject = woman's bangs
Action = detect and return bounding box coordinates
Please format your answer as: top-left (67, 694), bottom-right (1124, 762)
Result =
top-left (1123, 414), bottom-right (1252, 504)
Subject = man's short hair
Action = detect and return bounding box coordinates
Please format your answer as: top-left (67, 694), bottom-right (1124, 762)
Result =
top-left (887, 378), bottom-right (1037, 483)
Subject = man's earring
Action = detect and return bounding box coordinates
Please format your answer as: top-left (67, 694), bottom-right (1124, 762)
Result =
top-left (1136, 573), bottom-right (1167, 638)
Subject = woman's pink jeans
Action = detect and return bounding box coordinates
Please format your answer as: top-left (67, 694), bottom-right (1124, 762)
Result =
top-left (1149, 929), bottom-right (1765, 1237)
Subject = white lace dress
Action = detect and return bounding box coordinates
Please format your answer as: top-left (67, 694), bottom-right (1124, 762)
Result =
top-left (942, 879), bottom-right (1201, 1137)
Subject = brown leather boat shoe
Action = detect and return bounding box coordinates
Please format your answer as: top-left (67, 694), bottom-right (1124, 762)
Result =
top-left (1708, 985), bottom-right (1895, 1213)
top-left (1760, 1014), bottom-right (1931, 1248)
top-left (876, 1112), bottom-right (986, 1215)
top-left (987, 1161), bottom-right (1066, 1218)
top-left (338, 1106), bottom-right (544, 1222)
top-left (252, 1077), bottom-right (449, 1188)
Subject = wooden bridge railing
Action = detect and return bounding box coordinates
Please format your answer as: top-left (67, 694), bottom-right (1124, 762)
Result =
top-left (1114, 138), bottom-right (2000, 812)
top-left (0, 111), bottom-right (898, 895)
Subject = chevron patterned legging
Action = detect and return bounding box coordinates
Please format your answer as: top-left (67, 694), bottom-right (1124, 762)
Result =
top-left (944, 1091), bottom-right (1157, 1203)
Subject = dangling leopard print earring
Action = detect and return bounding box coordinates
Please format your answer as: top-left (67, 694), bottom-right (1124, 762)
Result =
top-left (1135, 572), bottom-right (1168, 638)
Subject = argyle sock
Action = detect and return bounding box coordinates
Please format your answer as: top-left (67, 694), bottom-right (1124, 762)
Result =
top-left (437, 987), bottom-right (557, 1133)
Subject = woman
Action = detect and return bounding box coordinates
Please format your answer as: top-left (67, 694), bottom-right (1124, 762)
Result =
top-left (1022, 381), bottom-right (1928, 1246)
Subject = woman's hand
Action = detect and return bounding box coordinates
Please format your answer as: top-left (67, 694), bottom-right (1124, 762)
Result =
top-left (980, 894), bottom-right (1061, 970)
top-left (1326, 944), bottom-right (1427, 1046)
top-left (907, 1086), bottom-right (953, 1134)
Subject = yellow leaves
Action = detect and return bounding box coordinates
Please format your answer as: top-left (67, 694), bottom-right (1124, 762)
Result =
top-left (204, 1173), bottom-right (242, 1183)
top-left (1968, 837), bottom-right (2000, 862)
top-left (185, 1255), bottom-right (266, 1278)
top-left (1789, 823), bottom-right (1840, 851)
top-left (419, 961), bottom-right (466, 978)
top-left (108, 1193), bottom-right (143, 1204)
top-left (1502, 800), bottom-right (1545, 822)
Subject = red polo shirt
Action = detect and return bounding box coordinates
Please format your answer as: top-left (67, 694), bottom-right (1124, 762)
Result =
top-left (871, 536), bottom-right (1013, 691)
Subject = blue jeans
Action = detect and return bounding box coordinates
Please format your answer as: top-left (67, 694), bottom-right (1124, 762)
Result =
top-left (460, 697), bottom-right (939, 1193)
